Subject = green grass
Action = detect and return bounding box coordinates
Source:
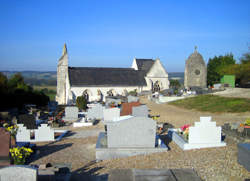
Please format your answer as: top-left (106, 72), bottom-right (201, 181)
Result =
top-left (169, 95), bottom-right (250, 113)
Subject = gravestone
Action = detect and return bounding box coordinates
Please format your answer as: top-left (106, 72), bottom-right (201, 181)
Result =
top-left (62, 106), bottom-right (79, 121)
top-left (103, 108), bottom-right (120, 122)
top-left (18, 114), bottom-right (37, 129)
top-left (0, 128), bottom-right (10, 166)
top-left (107, 117), bottom-right (156, 148)
top-left (0, 165), bottom-right (37, 181)
top-left (132, 105), bottom-right (148, 117)
top-left (189, 117), bottom-right (221, 144)
top-left (169, 116), bottom-right (226, 150)
top-left (34, 124), bottom-right (54, 142)
top-left (238, 143), bottom-right (250, 171)
top-left (87, 103), bottom-right (104, 120)
top-left (105, 98), bottom-right (121, 106)
top-left (16, 124), bottom-right (31, 142)
top-left (127, 95), bottom-right (139, 103)
top-left (120, 102), bottom-right (140, 116)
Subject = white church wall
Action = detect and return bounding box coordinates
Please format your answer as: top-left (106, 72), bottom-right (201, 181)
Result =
top-left (70, 86), bottom-right (143, 102)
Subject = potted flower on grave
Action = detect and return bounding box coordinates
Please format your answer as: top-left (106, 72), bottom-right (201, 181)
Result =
top-left (9, 147), bottom-right (33, 165)
top-left (239, 118), bottom-right (250, 128)
top-left (3, 123), bottom-right (18, 147)
top-left (177, 124), bottom-right (190, 141)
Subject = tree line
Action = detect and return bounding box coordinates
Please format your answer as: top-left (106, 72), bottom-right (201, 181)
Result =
top-left (207, 50), bottom-right (250, 87)
top-left (0, 73), bottom-right (49, 110)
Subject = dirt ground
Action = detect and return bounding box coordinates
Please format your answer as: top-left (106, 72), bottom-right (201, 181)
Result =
top-left (29, 88), bottom-right (250, 181)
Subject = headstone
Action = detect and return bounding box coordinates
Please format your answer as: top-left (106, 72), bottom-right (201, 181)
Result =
top-left (238, 143), bottom-right (250, 171)
top-left (34, 124), bottom-right (55, 142)
top-left (107, 117), bottom-right (156, 148)
top-left (189, 117), bottom-right (221, 144)
top-left (105, 98), bottom-right (121, 107)
top-left (18, 114), bottom-right (37, 129)
top-left (103, 108), bottom-right (120, 122)
top-left (127, 95), bottom-right (139, 103)
top-left (0, 165), bottom-right (37, 181)
top-left (0, 128), bottom-right (10, 166)
top-left (120, 102), bottom-right (140, 116)
top-left (132, 105), bottom-right (148, 117)
top-left (16, 124), bottom-right (31, 142)
top-left (62, 106), bottom-right (79, 121)
top-left (86, 103), bottom-right (104, 120)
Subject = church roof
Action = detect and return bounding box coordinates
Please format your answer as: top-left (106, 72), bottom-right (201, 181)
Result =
top-left (68, 67), bottom-right (147, 86)
top-left (135, 59), bottom-right (154, 72)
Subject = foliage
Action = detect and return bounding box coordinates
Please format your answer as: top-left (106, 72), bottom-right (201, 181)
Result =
top-left (169, 95), bottom-right (250, 113)
top-left (219, 51), bottom-right (250, 87)
top-left (128, 89), bottom-right (137, 96)
top-left (3, 123), bottom-right (18, 137)
top-left (207, 53), bottom-right (236, 86)
top-left (0, 73), bottom-right (49, 110)
top-left (170, 79), bottom-right (181, 89)
top-left (76, 95), bottom-right (87, 110)
top-left (9, 147), bottom-right (33, 165)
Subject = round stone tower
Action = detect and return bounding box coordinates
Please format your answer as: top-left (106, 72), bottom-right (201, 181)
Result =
top-left (184, 47), bottom-right (207, 89)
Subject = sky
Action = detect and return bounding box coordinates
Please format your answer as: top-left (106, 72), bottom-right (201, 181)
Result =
top-left (0, 0), bottom-right (249, 72)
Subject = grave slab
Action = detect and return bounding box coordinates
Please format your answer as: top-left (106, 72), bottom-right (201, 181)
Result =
top-left (0, 165), bottom-right (37, 181)
top-left (107, 117), bottom-right (156, 148)
top-left (86, 103), bottom-right (104, 120)
top-left (96, 132), bottom-right (168, 161)
top-left (237, 143), bottom-right (250, 171)
top-left (103, 108), bottom-right (120, 122)
top-left (132, 105), bottom-right (148, 117)
top-left (127, 95), bottom-right (139, 103)
top-left (62, 106), bottom-right (79, 122)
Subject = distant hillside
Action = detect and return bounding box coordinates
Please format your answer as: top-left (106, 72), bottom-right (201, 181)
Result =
top-left (1, 71), bottom-right (184, 86)
top-left (1, 71), bottom-right (57, 86)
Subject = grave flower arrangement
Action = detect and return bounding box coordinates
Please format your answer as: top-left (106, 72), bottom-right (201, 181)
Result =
top-left (178, 124), bottom-right (190, 141)
top-left (240, 118), bottom-right (250, 128)
top-left (3, 123), bottom-right (18, 137)
top-left (9, 147), bottom-right (33, 165)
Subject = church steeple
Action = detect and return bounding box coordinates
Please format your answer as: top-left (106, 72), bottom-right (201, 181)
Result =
top-left (62, 43), bottom-right (67, 56)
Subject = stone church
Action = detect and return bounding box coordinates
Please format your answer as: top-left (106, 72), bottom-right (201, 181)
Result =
top-left (184, 47), bottom-right (207, 89)
top-left (56, 44), bottom-right (170, 105)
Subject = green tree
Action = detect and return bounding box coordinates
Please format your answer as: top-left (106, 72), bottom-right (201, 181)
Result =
top-left (8, 73), bottom-right (25, 90)
top-left (207, 53), bottom-right (236, 86)
top-left (170, 79), bottom-right (181, 89)
top-left (0, 73), bottom-right (8, 93)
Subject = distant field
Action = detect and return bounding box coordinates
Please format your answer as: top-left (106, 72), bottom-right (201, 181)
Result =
top-left (33, 85), bottom-right (56, 101)
top-left (169, 95), bottom-right (250, 113)
top-left (33, 85), bottom-right (57, 91)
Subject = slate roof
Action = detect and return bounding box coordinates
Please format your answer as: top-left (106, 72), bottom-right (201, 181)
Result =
top-left (68, 67), bottom-right (147, 86)
top-left (135, 59), bottom-right (154, 72)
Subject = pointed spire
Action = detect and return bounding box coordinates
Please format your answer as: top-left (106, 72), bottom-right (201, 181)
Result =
top-left (62, 43), bottom-right (67, 56)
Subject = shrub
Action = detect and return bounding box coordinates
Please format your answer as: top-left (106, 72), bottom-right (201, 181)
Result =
top-left (76, 95), bottom-right (87, 110)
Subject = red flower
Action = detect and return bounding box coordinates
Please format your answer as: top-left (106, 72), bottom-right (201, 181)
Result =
top-left (181, 124), bottom-right (190, 131)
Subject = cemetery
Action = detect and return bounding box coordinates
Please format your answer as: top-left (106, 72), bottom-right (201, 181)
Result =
top-left (0, 91), bottom-right (249, 181)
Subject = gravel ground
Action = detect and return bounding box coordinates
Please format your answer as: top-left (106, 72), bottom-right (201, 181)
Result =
top-left (29, 93), bottom-right (250, 181)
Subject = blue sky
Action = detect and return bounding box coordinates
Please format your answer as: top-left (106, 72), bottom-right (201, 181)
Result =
top-left (0, 0), bottom-right (249, 72)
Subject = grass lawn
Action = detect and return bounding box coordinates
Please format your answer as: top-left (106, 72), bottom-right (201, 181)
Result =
top-left (169, 94), bottom-right (250, 113)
